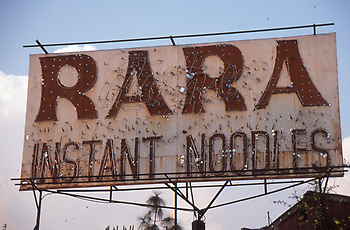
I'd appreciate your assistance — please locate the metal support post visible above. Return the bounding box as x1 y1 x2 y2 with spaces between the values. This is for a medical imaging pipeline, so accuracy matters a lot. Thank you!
109 186 113 203
313 23 317 35
174 183 178 227
169 36 176 45
33 190 43 230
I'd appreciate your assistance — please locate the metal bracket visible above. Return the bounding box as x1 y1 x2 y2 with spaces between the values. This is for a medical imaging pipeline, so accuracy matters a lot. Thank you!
169 36 176 46
35 40 49 54
198 181 229 220
31 182 43 230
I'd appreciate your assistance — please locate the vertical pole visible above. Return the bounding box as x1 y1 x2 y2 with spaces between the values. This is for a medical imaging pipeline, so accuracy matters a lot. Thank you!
318 178 323 193
313 24 317 35
186 182 189 198
169 36 176 46
34 190 43 230
323 176 330 194
175 183 178 227
109 186 113 203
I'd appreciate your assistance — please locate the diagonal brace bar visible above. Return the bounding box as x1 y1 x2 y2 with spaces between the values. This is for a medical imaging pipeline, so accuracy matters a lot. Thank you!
164 175 201 213
198 181 229 220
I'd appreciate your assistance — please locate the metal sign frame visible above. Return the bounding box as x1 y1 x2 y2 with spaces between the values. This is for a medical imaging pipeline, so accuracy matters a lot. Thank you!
14 23 349 230
19 24 343 192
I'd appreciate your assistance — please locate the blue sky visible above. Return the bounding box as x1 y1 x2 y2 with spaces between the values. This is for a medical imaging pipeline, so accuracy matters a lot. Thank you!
0 1 349 230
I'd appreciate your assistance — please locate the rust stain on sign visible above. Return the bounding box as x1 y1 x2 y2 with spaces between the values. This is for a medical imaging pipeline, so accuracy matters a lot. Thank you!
20 33 343 190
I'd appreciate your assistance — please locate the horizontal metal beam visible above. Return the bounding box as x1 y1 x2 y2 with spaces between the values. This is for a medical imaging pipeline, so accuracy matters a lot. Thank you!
44 189 194 212
23 23 334 48
25 178 317 216
13 165 347 184
208 178 316 209
13 169 347 188
51 179 307 193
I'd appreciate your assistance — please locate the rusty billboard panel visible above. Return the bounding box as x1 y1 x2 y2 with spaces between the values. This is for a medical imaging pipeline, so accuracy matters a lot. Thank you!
20 33 343 190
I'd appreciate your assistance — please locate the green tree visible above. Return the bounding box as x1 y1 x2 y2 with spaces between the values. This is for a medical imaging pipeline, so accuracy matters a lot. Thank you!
138 192 182 230
297 188 350 229
273 178 350 230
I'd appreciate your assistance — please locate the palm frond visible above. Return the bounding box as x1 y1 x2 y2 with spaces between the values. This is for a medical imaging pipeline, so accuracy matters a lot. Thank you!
145 224 160 230
161 216 175 229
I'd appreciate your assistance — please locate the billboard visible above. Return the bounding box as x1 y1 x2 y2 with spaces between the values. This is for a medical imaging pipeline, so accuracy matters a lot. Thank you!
20 33 343 190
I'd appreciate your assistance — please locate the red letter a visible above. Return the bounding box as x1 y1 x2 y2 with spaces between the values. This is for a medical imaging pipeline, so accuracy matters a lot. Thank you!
106 51 173 118
256 40 328 109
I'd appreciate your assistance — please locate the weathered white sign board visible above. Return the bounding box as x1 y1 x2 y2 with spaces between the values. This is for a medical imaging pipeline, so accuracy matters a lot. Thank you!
20 33 343 190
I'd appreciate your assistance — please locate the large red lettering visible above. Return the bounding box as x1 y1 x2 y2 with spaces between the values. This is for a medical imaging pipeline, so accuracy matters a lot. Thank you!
291 129 307 169
186 134 206 176
251 131 270 170
208 133 227 174
98 139 117 180
256 40 328 109
106 51 173 118
83 140 102 181
36 54 98 121
31 142 60 183
62 142 79 182
181 45 246 114
229 132 248 172
142 136 162 179
310 128 330 167
120 138 139 180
